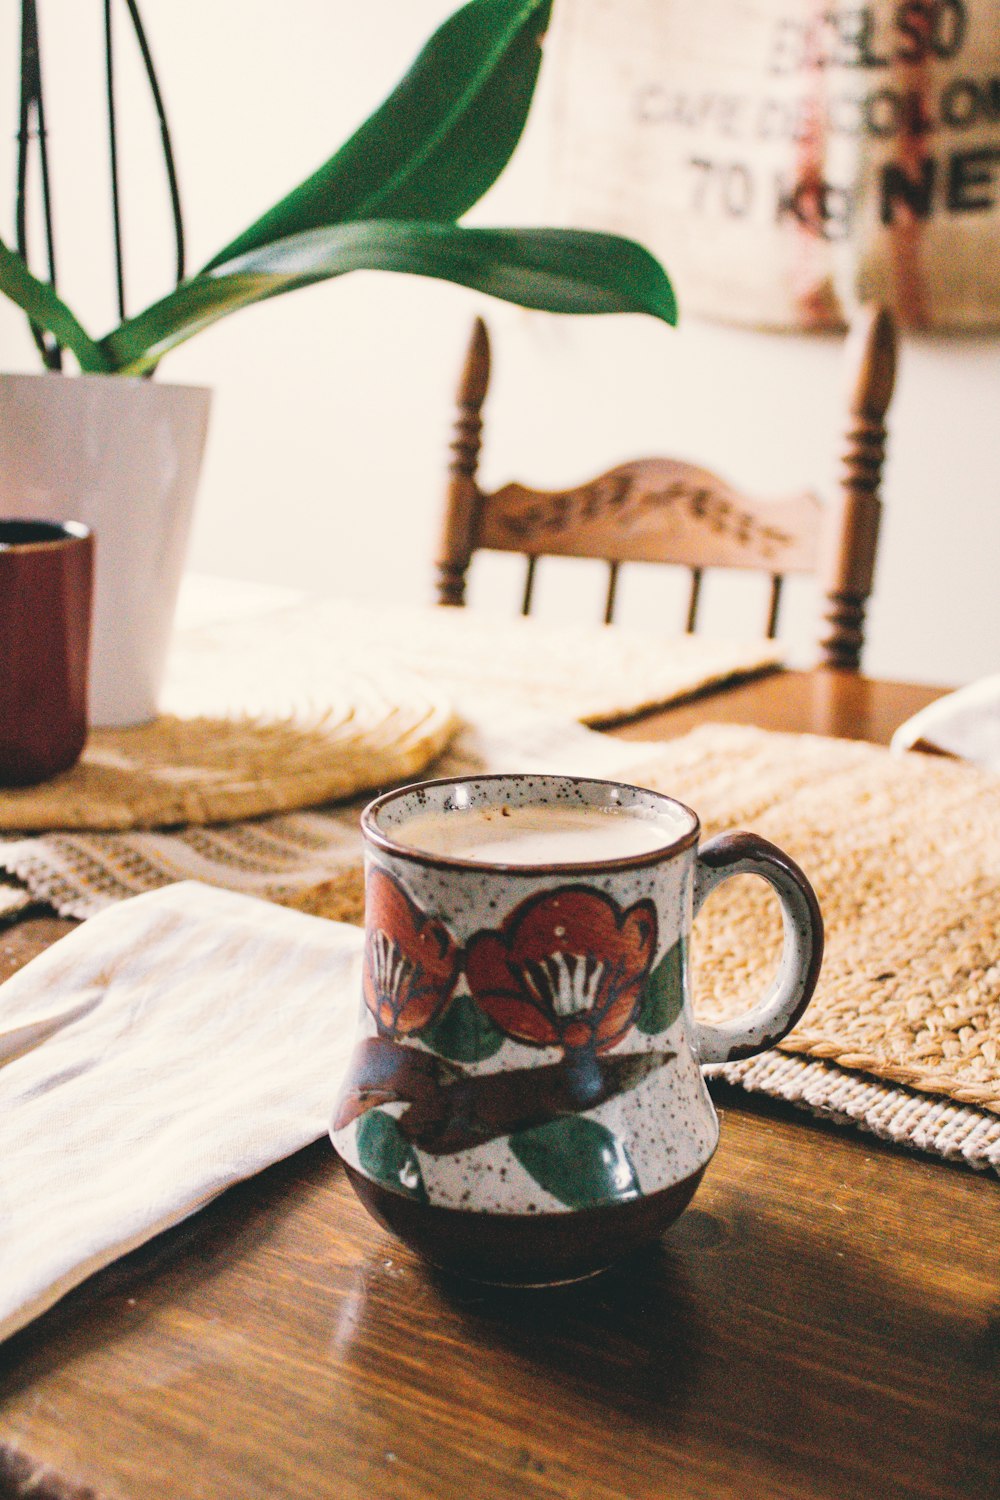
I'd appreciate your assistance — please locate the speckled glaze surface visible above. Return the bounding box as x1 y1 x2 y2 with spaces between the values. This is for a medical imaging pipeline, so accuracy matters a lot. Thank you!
331 774 823 1283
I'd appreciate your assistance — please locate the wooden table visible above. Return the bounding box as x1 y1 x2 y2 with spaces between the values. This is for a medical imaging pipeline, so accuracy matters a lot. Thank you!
1 671 996 1500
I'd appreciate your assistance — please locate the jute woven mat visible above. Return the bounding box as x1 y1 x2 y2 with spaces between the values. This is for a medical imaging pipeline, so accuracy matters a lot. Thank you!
624 726 1000 1114
282 598 784 726
0 630 459 832
0 690 457 833
0 600 780 833
1 717 997 1172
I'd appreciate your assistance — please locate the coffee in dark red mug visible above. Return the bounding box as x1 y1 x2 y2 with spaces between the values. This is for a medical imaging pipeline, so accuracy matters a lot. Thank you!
0 520 93 786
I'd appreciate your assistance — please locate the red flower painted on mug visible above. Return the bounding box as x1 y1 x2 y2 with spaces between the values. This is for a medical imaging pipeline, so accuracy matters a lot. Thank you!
464 886 657 1054
363 867 460 1038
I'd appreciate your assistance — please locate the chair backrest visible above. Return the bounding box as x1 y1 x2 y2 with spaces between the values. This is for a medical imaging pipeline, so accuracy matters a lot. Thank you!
435 306 897 671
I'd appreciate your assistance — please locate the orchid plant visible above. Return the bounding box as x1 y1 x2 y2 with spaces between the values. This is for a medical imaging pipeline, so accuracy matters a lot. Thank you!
1 0 676 378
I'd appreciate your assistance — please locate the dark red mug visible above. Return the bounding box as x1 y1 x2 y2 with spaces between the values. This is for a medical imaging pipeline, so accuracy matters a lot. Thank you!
0 520 94 786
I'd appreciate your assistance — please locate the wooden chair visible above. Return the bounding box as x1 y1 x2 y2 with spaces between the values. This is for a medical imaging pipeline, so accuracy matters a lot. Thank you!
434 306 897 671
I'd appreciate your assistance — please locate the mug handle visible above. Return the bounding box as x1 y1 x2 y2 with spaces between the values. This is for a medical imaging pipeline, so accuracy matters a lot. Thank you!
690 831 824 1066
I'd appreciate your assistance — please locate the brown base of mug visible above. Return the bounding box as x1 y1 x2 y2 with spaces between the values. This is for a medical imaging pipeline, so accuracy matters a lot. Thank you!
0 729 87 788
342 1161 708 1286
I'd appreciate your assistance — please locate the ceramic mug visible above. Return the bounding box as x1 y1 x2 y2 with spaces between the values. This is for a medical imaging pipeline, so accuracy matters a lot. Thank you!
331 773 823 1285
0 520 93 786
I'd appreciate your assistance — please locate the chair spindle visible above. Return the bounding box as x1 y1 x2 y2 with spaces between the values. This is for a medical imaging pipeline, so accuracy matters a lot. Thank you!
604 562 620 625
685 569 703 633
766 575 783 638
521 556 538 615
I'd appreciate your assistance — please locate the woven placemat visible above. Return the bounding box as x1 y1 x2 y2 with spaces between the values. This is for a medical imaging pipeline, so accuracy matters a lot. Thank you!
710 1050 1000 1170
294 597 784 725
626 724 1000 1115
0 598 779 834
0 637 458 835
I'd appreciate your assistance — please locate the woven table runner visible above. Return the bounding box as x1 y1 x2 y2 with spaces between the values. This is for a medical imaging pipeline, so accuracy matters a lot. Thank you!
2 719 997 1174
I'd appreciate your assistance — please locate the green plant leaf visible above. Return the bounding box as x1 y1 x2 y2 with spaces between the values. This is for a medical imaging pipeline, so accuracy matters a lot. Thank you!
637 938 686 1036
355 1110 427 1202
509 1116 641 1209
420 991 506 1063
0 236 111 373
100 222 677 374
202 0 552 272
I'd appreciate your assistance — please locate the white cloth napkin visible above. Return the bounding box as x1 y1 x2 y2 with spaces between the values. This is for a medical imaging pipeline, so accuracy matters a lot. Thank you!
0 881 363 1343
891 674 1000 772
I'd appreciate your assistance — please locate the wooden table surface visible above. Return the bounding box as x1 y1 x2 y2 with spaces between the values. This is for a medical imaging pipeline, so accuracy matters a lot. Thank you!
1 670 997 1500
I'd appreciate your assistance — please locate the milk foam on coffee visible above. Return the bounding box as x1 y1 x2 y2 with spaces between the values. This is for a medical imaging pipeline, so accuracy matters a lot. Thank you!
396 803 679 864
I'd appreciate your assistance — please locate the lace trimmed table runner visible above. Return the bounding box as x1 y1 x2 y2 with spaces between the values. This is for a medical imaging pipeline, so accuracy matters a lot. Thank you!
2 719 998 1174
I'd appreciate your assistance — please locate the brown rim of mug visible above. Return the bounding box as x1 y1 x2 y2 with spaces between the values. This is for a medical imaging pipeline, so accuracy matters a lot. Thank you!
362 772 701 875
0 520 92 553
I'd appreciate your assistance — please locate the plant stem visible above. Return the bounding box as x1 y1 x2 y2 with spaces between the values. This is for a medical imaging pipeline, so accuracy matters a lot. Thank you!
16 0 61 369
124 0 185 287
104 0 126 323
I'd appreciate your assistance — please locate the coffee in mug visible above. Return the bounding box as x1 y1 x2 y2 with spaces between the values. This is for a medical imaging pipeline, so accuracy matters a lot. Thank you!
331 772 823 1286
396 800 683 864
0 520 93 786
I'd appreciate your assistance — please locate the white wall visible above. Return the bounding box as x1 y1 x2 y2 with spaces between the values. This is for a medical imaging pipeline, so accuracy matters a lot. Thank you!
2 1 998 685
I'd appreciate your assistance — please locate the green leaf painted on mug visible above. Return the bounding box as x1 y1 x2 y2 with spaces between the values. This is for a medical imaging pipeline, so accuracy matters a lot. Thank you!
637 938 686 1036
355 1110 427 1202
420 991 506 1062
509 1116 641 1209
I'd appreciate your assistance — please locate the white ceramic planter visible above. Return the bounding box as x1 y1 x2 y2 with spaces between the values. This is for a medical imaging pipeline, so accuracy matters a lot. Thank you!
0 373 211 727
